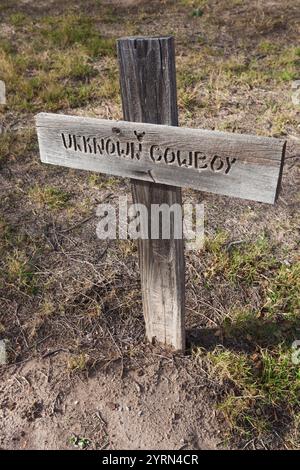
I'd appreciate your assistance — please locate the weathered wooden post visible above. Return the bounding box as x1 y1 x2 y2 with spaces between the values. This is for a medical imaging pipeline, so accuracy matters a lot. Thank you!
117 37 185 350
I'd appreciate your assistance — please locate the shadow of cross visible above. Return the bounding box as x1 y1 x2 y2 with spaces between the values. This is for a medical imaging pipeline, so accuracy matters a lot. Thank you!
36 36 286 351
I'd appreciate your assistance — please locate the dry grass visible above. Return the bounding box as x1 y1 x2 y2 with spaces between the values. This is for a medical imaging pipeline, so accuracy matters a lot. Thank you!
0 0 299 449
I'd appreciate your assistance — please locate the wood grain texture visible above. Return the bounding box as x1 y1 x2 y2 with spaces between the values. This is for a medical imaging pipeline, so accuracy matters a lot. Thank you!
36 104 286 206
117 36 185 350
36 113 286 204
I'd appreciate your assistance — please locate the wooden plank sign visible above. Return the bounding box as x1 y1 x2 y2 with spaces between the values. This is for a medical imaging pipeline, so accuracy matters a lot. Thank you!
36 36 286 351
36 113 285 204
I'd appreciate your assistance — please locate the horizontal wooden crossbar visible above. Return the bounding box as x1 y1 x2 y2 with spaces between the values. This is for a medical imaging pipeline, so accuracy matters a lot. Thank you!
36 112 286 204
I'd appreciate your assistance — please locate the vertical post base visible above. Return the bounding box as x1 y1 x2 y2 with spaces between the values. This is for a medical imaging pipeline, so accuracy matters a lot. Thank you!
118 36 185 351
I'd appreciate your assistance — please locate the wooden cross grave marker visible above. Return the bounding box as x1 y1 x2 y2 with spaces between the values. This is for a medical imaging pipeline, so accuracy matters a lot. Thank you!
36 36 286 351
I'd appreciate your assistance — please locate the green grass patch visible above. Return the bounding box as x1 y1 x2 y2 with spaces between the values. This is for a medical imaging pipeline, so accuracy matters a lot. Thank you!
5 248 37 293
67 353 89 372
39 14 116 58
0 12 117 112
1 44 99 112
40 14 94 48
98 64 120 101
258 40 279 54
28 185 71 210
0 129 37 167
206 346 300 438
177 67 207 114
215 45 300 86
265 263 300 317
9 12 29 27
221 307 299 348
88 173 120 190
0 217 13 256
51 48 96 80
205 234 299 341
204 233 277 285
201 247 300 440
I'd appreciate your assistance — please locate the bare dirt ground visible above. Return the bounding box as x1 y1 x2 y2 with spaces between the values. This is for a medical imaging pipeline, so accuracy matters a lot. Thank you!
0 0 299 450
1 353 222 450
